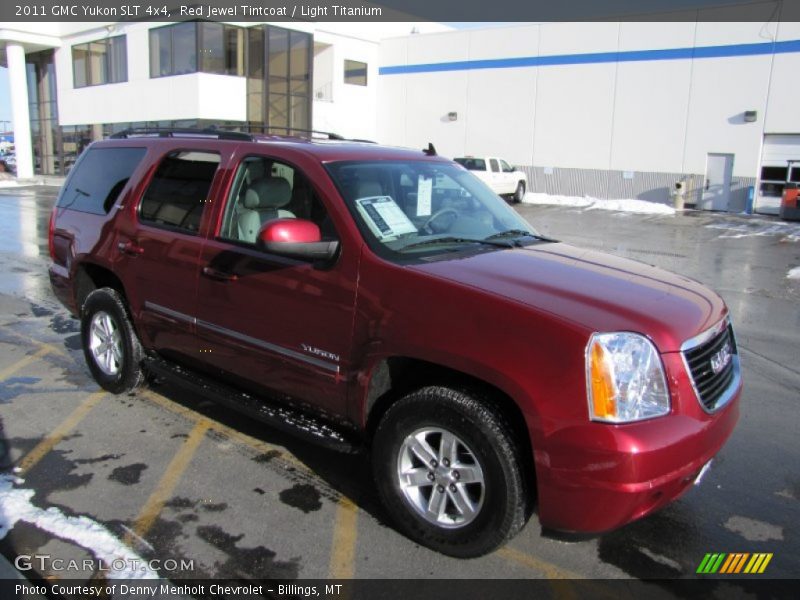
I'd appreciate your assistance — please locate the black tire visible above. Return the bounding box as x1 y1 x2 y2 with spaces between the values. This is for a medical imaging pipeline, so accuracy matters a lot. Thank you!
513 181 526 204
80 287 144 394
372 386 527 557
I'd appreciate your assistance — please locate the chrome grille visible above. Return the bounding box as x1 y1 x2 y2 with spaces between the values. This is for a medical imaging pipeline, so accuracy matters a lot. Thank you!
682 321 740 412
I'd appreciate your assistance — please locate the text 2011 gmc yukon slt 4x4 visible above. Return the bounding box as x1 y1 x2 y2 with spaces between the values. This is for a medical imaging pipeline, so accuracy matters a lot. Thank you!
49 130 740 557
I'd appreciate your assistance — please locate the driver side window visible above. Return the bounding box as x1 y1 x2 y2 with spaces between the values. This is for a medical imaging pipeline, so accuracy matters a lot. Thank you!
219 156 337 244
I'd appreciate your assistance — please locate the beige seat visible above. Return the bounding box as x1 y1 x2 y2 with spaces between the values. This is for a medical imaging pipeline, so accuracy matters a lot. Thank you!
237 177 296 242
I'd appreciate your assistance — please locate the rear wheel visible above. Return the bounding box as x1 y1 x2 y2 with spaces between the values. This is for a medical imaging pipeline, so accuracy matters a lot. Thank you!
372 386 527 557
513 181 526 204
81 288 144 394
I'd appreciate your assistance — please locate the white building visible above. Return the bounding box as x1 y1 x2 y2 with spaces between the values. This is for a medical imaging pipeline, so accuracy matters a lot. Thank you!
2 16 800 214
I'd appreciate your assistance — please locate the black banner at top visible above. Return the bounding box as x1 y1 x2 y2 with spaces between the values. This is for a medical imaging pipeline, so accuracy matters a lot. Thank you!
0 0 797 23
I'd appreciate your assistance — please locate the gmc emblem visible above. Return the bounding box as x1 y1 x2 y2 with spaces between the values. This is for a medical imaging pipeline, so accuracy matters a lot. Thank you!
710 342 732 374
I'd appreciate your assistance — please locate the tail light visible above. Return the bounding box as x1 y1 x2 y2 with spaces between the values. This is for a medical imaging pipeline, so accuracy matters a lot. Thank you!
48 206 57 261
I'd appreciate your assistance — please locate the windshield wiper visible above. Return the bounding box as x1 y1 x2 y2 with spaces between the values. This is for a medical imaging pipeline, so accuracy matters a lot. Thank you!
399 236 514 252
485 229 557 243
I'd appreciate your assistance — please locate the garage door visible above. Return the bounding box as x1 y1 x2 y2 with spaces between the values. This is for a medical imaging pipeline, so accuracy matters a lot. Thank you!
757 134 800 215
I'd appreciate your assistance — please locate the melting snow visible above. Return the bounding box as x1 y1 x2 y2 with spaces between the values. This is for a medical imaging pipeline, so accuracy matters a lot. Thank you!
705 219 800 241
0 474 157 579
788 267 800 280
523 192 676 215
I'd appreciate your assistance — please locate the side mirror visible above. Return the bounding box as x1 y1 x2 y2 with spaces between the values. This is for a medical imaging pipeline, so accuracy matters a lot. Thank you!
257 219 339 262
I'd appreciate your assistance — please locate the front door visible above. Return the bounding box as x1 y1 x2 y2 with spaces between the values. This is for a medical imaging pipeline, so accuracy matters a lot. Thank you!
701 153 734 211
193 155 357 417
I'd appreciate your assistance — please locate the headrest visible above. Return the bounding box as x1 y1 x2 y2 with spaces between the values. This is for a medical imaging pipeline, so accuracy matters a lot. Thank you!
356 180 383 199
244 177 292 209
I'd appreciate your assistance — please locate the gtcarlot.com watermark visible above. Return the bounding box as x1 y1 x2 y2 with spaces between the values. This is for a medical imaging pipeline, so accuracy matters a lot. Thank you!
14 553 194 573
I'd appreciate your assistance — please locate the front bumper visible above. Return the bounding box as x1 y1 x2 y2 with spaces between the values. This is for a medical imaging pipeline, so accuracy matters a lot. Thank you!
534 352 741 533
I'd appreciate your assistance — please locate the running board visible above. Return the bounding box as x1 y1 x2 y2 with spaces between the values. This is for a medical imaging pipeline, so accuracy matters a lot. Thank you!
143 357 360 453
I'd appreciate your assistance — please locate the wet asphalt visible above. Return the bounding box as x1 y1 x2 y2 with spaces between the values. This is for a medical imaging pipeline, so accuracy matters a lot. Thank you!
0 186 797 590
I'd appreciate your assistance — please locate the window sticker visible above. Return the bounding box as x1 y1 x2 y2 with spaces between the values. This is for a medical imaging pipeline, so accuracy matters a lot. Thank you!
356 196 418 240
417 175 433 217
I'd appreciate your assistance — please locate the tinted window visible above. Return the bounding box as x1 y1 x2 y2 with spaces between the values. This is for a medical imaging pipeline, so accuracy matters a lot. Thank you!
58 147 145 214
139 151 220 234
760 166 787 181
72 35 127 88
489 159 500 173
344 59 367 86
149 23 197 77
454 158 486 171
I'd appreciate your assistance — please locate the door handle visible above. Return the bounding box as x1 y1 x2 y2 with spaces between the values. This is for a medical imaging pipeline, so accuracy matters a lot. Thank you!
202 266 238 282
117 241 144 256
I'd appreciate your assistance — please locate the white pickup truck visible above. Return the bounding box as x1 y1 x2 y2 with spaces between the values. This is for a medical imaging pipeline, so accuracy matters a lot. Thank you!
453 156 527 203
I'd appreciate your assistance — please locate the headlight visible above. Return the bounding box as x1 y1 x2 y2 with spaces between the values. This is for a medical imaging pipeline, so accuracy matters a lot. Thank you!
586 332 670 423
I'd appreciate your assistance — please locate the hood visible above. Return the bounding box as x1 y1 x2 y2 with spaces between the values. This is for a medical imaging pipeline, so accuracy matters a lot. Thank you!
411 243 727 352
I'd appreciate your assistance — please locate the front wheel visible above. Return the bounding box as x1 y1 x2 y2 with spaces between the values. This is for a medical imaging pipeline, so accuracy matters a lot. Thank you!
372 386 527 557
513 181 526 204
81 287 145 394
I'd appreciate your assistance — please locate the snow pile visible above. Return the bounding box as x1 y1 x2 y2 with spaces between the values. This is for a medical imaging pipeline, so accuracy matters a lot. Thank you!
523 192 676 215
0 474 158 579
788 267 800 280
0 180 20 189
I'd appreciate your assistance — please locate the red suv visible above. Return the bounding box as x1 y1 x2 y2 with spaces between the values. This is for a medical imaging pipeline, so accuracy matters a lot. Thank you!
48 130 740 557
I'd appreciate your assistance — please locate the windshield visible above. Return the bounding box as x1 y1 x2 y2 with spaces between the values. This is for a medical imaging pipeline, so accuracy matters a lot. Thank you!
326 160 544 260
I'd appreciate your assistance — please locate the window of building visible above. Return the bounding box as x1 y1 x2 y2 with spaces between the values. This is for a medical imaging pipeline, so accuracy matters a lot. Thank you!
139 151 220 234
72 36 127 88
344 60 367 86
150 23 244 78
199 22 244 76
149 23 198 77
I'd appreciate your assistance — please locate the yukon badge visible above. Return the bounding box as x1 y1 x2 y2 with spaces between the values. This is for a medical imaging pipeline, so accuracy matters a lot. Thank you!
301 344 340 363
710 341 732 375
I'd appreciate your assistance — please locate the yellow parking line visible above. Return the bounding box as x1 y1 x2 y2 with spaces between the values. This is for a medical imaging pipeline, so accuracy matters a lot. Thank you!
328 496 358 579
125 419 210 543
16 391 106 475
0 346 51 381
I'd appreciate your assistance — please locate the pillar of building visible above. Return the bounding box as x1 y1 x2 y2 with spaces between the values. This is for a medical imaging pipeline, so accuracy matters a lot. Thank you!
6 43 34 179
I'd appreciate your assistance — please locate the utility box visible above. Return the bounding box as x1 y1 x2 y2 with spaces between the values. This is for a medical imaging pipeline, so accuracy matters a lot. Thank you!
779 183 800 221
671 181 687 211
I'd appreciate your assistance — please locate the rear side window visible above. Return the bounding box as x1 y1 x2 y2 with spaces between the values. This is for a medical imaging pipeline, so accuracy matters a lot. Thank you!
454 158 486 171
139 150 220 234
489 159 500 173
57 147 145 214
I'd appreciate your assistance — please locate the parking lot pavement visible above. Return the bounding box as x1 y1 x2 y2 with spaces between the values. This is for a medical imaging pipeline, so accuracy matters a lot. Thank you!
0 187 797 589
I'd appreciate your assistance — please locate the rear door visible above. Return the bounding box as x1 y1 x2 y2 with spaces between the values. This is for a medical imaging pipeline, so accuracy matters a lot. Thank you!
116 147 224 363
192 153 358 417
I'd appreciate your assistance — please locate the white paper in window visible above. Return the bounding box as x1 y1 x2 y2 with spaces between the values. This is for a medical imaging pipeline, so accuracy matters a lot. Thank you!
417 175 433 217
356 196 418 240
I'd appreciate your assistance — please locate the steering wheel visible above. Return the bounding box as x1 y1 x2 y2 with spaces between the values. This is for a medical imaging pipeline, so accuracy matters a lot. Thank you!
422 208 459 234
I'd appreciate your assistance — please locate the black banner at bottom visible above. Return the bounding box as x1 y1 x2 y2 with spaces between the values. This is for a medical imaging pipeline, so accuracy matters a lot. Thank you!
1 578 796 600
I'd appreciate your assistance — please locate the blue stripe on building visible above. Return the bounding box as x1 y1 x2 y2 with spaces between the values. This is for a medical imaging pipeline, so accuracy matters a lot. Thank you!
379 39 800 76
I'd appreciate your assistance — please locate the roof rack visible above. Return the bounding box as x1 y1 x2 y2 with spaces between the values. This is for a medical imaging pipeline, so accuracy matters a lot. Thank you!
108 126 373 144
110 128 254 141
241 126 346 141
